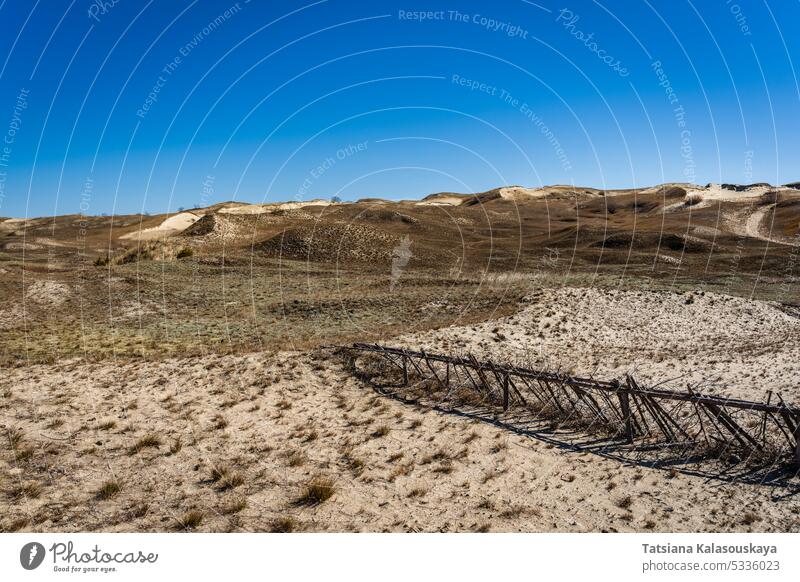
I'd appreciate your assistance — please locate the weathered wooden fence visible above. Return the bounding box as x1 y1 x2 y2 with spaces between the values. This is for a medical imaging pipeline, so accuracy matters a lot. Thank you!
343 343 800 470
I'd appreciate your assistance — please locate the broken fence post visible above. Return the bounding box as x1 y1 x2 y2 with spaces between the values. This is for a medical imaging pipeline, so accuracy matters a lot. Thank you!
619 379 634 443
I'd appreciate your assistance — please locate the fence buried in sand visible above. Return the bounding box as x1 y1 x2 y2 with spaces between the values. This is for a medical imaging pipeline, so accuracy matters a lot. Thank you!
341 343 800 472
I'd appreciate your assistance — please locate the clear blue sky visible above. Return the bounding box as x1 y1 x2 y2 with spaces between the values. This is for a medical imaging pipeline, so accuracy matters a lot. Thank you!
0 0 798 217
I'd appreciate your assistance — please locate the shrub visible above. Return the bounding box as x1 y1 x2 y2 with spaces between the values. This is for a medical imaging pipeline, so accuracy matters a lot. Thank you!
176 247 193 259
94 255 109 267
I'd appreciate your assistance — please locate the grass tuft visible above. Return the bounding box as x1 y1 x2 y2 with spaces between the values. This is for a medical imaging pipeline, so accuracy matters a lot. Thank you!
269 516 298 533
169 437 183 455
8 482 42 500
7 427 24 449
128 434 161 455
286 450 307 467
372 425 390 438
615 495 633 510
175 510 203 530
96 479 122 500
221 498 247 515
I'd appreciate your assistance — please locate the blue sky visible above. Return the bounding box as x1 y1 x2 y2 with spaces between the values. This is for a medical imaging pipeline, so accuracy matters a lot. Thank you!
0 0 798 217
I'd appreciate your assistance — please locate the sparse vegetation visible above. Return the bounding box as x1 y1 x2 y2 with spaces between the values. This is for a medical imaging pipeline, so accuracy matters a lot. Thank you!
295 477 335 506
175 510 203 530
616 495 633 510
221 498 247 515
7 482 42 500
169 437 183 455
684 193 704 206
210 465 244 491
96 479 122 500
1 517 30 532
270 517 298 533
286 450 307 467
3 182 800 535
128 434 161 455
7 427 24 449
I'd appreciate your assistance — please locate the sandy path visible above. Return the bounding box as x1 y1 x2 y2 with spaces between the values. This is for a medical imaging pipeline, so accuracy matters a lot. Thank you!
744 204 797 246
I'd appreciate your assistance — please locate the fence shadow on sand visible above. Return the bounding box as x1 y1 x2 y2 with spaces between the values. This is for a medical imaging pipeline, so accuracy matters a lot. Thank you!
340 343 800 495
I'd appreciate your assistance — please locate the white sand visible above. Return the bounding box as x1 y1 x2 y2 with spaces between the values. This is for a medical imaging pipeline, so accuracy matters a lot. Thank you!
120 212 200 240
397 287 800 402
217 200 332 215
2 345 798 533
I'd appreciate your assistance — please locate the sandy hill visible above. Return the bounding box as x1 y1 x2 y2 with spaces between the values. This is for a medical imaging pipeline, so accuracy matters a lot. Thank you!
2 182 798 272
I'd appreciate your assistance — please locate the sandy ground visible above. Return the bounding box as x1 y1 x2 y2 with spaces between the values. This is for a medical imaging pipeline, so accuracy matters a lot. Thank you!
217 200 332 215
119 212 200 240
2 286 799 533
397 287 800 402
685 183 771 207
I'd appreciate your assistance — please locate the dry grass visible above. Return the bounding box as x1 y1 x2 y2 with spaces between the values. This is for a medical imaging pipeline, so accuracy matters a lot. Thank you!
214 468 244 491
286 450 307 467
372 425 390 438
270 516 298 533
128 434 161 455
7 482 42 500
616 495 633 510
221 498 247 515
1 517 30 532
96 479 122 500
46 418 65 429
742 512 760 526
175 510 204 530
169 437 183 455
7 427 24 449
295 477 336 506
